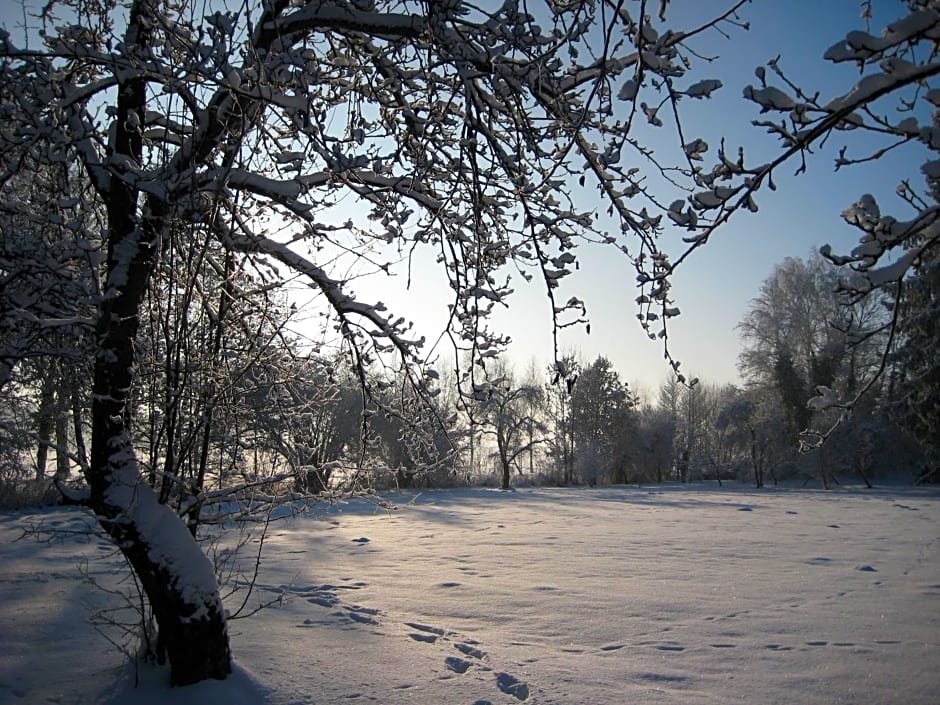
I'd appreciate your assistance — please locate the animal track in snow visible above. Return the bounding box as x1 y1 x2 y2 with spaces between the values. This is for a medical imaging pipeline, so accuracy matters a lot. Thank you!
395 620 532 702
635 672 691 683
306 595 337 607
893 503 918 511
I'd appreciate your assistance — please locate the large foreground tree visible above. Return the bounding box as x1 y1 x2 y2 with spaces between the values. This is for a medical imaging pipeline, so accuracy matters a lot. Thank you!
0 0 763 683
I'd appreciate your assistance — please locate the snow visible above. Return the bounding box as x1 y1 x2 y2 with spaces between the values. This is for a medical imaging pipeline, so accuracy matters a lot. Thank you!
1 483 938 704
617 79 638 101
742 84 796 112
103 461 223 616
807 385 840 411
684 79 722 99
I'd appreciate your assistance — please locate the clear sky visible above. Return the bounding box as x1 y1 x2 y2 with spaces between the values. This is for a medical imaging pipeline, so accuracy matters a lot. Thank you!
1 0 919 397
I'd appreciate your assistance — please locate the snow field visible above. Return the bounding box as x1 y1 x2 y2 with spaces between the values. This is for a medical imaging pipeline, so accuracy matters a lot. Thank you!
0 483 937 704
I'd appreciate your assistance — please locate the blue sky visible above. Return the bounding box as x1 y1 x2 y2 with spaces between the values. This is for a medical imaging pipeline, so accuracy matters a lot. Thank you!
1 1 920 396
370 0 920 396
486 0 921 396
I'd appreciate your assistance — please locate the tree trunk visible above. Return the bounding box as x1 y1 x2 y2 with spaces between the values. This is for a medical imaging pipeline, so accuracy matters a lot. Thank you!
88 232 234 683
71 388 88 470
86 170 232 686
498 434 511 490
90 447 232 685
35 373 55 480
818 447 831 490
54 391 70 481
78 0 234 678
749 430 763 488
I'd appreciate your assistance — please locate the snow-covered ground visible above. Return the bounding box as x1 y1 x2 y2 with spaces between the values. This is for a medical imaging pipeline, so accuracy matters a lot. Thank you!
1 483 938 705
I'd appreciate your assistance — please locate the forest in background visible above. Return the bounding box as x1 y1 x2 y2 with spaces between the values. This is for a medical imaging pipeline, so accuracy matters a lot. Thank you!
3 242 936 505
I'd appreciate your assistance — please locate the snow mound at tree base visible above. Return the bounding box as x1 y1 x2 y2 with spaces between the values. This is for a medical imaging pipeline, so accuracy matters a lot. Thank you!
100 659 269 705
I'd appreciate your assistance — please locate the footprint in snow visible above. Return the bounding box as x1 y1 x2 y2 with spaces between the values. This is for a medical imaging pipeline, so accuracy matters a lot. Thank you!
344 610 379 625
893 503 918 511
454 642 487 660
298 581 367 593
805 557 834 566
406 622 447 636
496 672 530 701
326 604 380 626
307 595 338 607
405 622 445 644
394 617 532 703
444 656 471 674
408 632 438 643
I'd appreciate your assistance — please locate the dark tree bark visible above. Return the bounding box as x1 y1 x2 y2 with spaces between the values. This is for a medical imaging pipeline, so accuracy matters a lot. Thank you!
498 433 512 491
53 393 70 481
71 388 88 471
35 373 55 480
79 1 233 684
87 200 233 684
